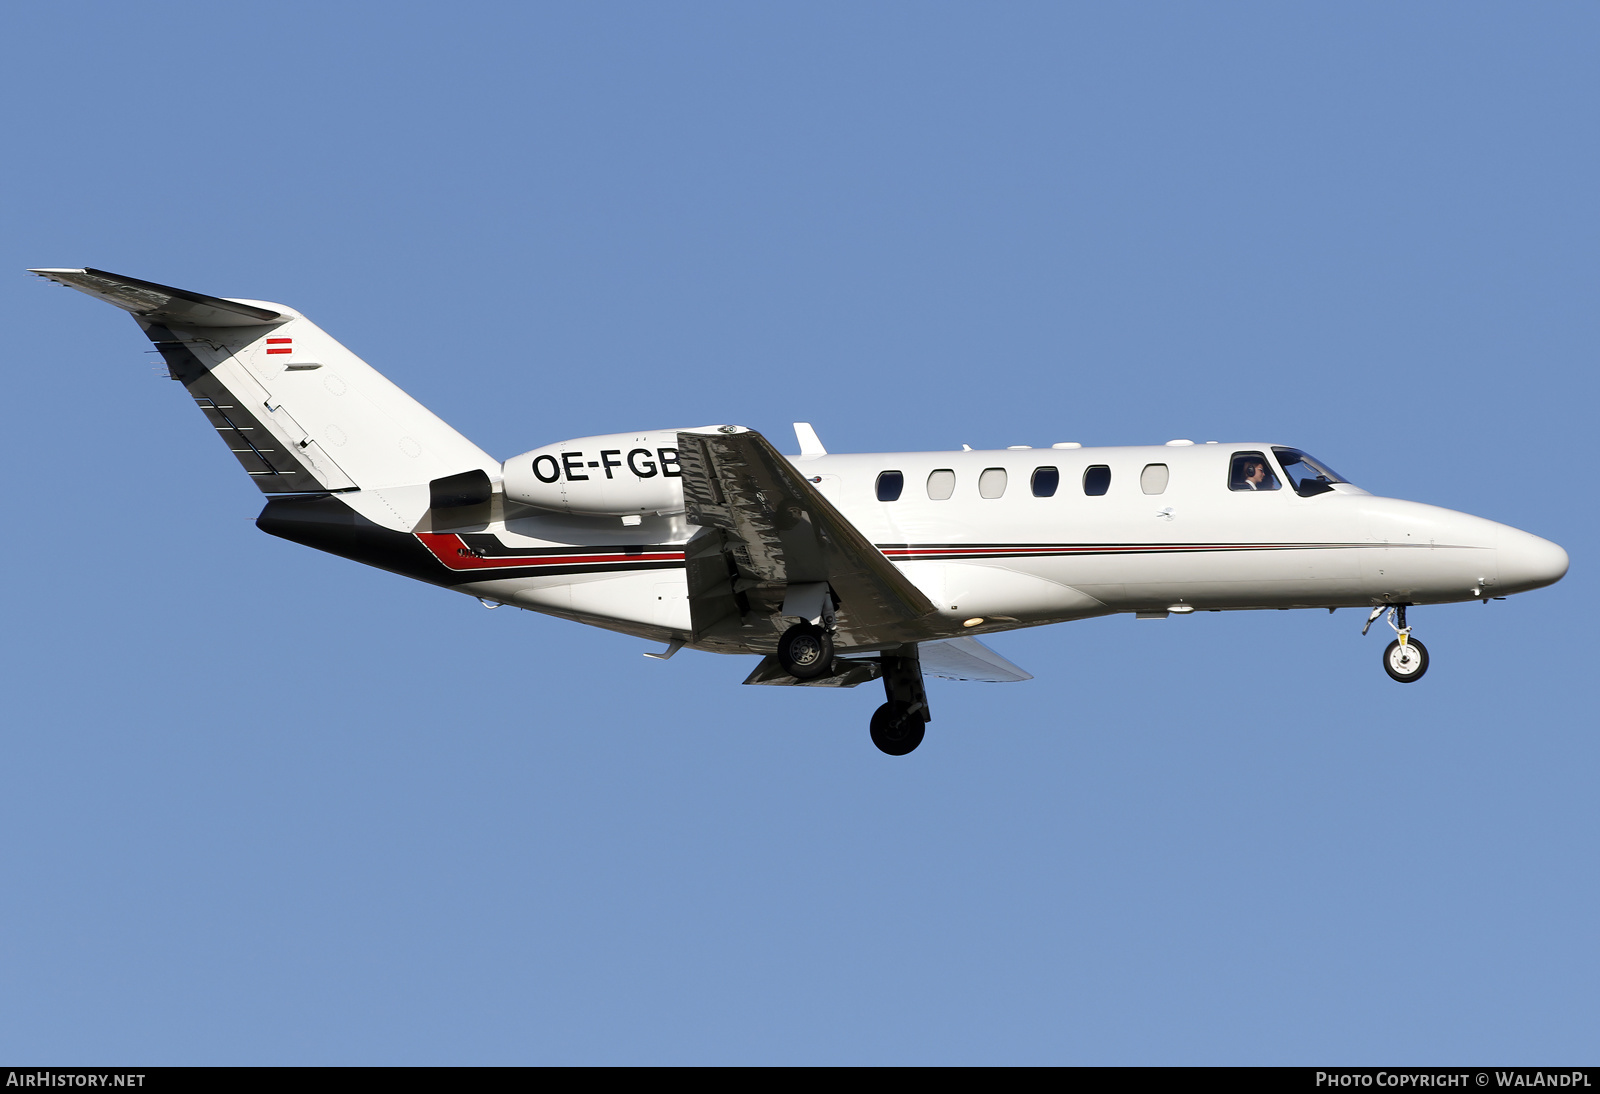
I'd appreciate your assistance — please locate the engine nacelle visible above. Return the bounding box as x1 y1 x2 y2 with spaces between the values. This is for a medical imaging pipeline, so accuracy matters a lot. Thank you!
502 429 709 517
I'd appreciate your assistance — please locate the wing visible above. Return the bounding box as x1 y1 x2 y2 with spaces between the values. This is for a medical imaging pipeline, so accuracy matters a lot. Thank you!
676 427 938 651
918 636 1033 682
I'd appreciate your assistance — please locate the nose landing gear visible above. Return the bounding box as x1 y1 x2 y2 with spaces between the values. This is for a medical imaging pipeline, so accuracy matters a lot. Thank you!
1364 604 1429 683
1383 636 1429 682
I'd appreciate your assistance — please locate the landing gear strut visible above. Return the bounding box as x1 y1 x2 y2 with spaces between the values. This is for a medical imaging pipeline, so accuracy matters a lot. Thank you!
1364 604 1429 683
870 646 930 755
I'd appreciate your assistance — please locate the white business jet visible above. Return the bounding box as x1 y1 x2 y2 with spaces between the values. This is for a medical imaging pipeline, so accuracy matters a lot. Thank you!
33 269 1569 755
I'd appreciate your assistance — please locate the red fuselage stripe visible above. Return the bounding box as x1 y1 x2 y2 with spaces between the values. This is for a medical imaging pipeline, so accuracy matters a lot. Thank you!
415 532 685 572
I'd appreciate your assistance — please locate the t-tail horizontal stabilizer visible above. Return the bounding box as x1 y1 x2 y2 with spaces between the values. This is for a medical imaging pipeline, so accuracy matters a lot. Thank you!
30 268 282 326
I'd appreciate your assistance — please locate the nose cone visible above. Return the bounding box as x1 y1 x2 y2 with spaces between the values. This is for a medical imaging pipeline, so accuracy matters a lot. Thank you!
1498 527 1569 594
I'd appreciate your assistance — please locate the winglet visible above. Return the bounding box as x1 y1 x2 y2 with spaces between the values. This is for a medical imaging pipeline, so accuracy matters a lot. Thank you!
793 422 827 457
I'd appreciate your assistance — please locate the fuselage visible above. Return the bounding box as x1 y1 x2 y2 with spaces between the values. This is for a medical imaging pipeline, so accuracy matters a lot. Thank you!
354 439 1567 652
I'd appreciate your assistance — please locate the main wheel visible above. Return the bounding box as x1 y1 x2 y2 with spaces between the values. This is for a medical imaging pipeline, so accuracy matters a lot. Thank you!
1383 637 1429 683
870 703 926 756
777 622 833 680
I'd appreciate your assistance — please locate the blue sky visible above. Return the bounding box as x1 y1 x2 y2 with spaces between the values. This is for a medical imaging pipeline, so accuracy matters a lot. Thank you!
2 1 1594 1064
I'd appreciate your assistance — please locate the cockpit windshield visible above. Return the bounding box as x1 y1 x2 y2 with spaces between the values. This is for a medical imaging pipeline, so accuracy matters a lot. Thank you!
1272 447 1348 497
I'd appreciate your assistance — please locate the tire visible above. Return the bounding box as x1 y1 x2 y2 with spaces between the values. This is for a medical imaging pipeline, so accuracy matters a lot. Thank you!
1383 637 1429 683
777 622 833 680
870 703 926 756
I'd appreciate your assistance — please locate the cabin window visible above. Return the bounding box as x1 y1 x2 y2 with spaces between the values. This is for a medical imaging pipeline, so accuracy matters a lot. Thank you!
876 471 904 501
1140 463 1169 495
979 468 1007 499
926 469 955 500
1229 452 1280 491
1083 465 1111 496
1273 447 1346 497
1031 466 1059 497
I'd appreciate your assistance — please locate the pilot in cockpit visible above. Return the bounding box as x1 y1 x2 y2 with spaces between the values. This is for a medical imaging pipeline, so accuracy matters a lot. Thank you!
1233 456 1280 491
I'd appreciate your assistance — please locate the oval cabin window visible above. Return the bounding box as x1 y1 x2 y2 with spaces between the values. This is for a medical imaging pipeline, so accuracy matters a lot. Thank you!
1031 466 1060 497
876 471 904 501
1083 465 1111 496
1140 463 1169 495
979 468 1008 499
926 469 955 500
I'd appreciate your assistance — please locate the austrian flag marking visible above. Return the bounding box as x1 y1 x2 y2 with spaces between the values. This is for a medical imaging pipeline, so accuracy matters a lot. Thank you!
265 337 292 355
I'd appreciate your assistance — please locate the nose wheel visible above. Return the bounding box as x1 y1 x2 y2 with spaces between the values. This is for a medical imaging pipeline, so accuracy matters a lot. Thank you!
1383 636 1429 682
1364 604 1430 683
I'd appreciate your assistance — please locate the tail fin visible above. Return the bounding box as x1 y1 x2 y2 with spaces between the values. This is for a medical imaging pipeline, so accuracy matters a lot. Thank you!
33 268 498 530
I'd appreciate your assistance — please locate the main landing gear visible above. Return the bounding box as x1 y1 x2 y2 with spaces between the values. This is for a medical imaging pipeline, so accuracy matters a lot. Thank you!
776 621 834 680
774 624 932 755
1363 604 1429 683
870 647 930 756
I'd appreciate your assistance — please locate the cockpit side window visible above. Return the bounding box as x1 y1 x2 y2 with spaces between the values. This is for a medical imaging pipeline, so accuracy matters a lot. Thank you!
1229 452 1280 492
1272 447 1347 497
